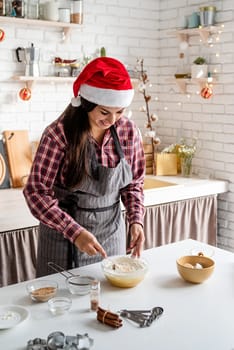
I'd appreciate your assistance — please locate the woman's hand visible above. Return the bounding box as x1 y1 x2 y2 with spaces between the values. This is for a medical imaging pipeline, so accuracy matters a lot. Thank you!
127 223 145 257
74 229 107 258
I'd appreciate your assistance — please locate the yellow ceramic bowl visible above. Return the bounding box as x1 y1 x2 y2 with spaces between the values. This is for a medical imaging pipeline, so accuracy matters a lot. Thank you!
176 254 215 284
101 255 148 288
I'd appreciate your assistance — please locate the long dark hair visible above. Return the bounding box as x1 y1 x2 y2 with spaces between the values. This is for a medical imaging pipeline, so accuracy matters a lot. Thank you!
63 97 97 188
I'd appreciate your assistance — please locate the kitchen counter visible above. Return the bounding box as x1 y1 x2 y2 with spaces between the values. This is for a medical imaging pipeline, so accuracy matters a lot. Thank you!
0 239 233 350
0 175 228 232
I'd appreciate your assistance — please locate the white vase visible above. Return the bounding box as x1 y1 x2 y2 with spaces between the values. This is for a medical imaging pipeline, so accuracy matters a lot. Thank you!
191 64 208 79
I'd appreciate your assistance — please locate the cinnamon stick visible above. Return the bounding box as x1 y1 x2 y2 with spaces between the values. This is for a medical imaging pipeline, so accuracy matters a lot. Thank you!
97 306 122 328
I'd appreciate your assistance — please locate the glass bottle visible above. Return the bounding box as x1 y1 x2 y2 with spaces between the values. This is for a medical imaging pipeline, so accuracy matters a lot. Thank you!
0 1 6 16
10 1 25 17
90 280 100 311
175 52 190 79
26 0 39 19
70 0 83 24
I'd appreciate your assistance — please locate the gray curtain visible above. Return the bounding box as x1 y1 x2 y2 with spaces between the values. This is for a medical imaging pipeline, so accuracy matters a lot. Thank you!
142 195 217 249
0 226 38 287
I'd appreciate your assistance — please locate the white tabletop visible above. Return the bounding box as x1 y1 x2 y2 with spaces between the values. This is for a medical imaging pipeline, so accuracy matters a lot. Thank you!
0 239 233 350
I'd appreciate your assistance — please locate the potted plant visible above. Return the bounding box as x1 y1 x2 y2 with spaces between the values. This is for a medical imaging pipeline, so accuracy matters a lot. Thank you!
191 56 208 79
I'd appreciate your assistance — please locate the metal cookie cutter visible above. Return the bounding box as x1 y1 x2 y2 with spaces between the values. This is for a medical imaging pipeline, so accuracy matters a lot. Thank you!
27 332 94 350
27 338 47 350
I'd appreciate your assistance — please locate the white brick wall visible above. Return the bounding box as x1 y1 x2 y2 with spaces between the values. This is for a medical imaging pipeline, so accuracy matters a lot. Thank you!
157 0 234 252
0 0 233 251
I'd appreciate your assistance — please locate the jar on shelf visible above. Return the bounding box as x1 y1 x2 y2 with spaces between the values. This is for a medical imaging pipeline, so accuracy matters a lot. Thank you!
0 0 6 16
54 63 71 77
174 52 190 79
10 1 25 17
70 0 83 24
26 0 39 19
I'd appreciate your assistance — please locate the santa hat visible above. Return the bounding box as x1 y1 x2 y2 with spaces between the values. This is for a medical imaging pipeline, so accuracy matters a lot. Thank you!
71 57 134 108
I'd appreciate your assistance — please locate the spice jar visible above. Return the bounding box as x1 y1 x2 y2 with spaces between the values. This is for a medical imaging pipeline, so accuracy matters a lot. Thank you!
0 0 6 16
90 280 100 311
26 0 39 19
70 0 83 24
10 1 25 17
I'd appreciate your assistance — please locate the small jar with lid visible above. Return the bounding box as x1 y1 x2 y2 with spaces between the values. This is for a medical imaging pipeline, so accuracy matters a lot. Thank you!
70 0 83 24
10 1 25 17
26 0 39 19
90 280 100 311
0 1 6 16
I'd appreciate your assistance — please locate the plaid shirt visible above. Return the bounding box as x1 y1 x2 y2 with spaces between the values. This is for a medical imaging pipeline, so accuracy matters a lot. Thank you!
23 114 145 243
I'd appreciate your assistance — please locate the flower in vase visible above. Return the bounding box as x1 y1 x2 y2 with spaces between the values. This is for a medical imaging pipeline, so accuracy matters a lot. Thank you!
177 137 197 159
177 138 197 177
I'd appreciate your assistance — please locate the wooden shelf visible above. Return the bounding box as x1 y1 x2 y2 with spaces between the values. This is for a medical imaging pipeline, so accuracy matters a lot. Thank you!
168 25 222 42
12 76 139 90
167 77 216 94
12 76 76 89
0 16 82 40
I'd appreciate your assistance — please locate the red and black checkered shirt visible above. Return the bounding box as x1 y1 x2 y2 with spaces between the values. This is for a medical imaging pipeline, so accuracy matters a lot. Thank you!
23 115 145 243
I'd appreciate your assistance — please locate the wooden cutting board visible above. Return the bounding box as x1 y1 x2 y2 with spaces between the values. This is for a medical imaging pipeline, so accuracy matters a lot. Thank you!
3 130 32 188
0 139 11 188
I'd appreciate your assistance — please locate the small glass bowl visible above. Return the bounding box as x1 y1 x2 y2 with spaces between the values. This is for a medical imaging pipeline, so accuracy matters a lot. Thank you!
48 297 72 315
66 275 95 295
26 280 58 302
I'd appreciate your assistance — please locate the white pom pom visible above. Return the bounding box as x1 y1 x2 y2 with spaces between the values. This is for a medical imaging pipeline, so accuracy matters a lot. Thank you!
71 96 81 107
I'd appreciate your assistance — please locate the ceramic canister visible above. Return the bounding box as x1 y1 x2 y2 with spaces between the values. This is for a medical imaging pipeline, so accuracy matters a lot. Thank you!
200 6 216 26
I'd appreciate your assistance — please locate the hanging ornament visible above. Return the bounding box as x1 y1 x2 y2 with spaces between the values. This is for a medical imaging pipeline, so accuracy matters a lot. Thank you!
200 85 213 99
19 87 32 101
0 29 5 42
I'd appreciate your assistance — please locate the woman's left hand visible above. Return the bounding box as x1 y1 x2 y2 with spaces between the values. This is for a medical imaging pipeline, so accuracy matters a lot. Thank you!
127 223 145 257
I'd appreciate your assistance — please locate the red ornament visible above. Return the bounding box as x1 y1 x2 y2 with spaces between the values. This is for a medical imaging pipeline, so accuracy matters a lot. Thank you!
0 29 5 42
200 86 213 99
19 87 32 101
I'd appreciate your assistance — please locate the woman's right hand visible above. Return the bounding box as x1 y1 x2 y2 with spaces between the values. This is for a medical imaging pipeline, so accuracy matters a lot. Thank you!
74 229 107 258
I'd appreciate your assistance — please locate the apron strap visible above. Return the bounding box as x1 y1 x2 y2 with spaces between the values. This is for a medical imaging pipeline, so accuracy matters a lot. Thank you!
110 125 124 159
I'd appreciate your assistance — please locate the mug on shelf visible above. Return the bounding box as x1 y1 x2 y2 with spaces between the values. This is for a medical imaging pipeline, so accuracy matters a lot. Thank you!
188 12 200 28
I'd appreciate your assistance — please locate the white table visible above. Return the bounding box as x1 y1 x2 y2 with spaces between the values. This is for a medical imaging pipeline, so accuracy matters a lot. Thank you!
0 239 233 350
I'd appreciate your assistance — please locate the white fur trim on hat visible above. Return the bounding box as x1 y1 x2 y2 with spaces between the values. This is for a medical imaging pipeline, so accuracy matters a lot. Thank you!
71 96 81 107
80 84 134 107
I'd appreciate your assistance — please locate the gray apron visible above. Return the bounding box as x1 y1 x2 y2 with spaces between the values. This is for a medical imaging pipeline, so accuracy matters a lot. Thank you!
36 126 133 277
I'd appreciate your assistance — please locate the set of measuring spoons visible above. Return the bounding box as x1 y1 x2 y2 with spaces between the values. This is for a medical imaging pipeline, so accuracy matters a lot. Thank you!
119 306 163 328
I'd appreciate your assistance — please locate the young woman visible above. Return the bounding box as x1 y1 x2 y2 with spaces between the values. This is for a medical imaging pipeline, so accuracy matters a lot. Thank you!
23 57 146 277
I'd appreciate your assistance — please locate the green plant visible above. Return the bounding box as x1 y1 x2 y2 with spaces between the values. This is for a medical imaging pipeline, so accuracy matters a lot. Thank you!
193 56 207 65
100 47 106 57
